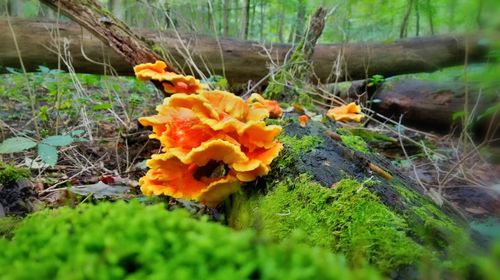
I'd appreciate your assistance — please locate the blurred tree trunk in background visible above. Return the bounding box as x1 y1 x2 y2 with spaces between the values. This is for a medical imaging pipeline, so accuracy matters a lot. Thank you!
108 0 125 21
259 0 265 41
277 3 285 43
7 0 23 16
425 0 434 35
476 0 484 28
223 0 230 36
250 0 256 39
414 0 420 36
447 0 456 32
288 0 306 44
400 0 413 38
241 0 250 39
207 2 214 33
233 0 239 36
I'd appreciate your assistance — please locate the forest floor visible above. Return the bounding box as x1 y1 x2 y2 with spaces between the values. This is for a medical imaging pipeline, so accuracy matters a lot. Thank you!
0 67 498 234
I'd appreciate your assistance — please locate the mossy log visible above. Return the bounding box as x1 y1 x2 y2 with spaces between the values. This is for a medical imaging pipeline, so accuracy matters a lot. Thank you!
370 79 499 136
227 113 488 277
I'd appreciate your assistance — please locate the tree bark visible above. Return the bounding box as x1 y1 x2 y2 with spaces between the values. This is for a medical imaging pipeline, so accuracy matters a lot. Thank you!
370 79 499 132
241 0 250 40
223 0 231 36
400 0 414 38
0 18 492 84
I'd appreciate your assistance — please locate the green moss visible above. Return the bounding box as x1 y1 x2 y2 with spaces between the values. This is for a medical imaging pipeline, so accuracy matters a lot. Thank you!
391 182 471 251
227 190 262 231
0 163 30 186
232 174 424 273
344 128 397 144
390 182 480 276
274 134 322 171
340 135 370 154
0 201 380 279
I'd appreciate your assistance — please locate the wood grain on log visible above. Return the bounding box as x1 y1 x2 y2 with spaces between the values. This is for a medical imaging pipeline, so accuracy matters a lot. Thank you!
0 18 491 84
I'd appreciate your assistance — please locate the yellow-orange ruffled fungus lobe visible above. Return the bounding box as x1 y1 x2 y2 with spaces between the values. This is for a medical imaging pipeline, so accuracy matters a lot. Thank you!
136 61 283 207
326 102 364 122
134 60 201 94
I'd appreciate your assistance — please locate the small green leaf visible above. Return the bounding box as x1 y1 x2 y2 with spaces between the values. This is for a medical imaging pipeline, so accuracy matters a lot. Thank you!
38 144 58 167
452 111 465 122
0 137 37 154
41 135 73 147
92 103 113 111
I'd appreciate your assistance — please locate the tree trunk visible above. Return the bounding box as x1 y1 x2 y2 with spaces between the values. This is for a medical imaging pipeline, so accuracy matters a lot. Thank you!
241 0 250 40
426 0 434 35
0 18 491 85
108 0 126 21
400 0 414 38
223 0 231 36
415 0 420 36
259 0 264 41
277 7 285 43
293 0 307 43
7 0 24 17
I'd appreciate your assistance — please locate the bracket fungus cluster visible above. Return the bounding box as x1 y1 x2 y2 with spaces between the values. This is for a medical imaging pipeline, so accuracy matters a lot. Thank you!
134 61 283 206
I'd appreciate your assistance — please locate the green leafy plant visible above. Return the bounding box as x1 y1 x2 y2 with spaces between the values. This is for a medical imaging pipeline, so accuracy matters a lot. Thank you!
367 75 385 87
0 134 77 167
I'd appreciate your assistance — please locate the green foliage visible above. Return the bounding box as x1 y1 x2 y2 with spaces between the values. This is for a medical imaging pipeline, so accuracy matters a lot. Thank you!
0 163 30 186
207 75 229 90
0 134 75 167
367 75 385 87
0 201 381 279
0 137 37 154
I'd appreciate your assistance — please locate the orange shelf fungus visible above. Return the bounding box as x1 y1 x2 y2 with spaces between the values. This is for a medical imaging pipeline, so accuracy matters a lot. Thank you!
247 93 283 118
136 61 283 206
134 60 201 95
326 102 365 122
298 114 309 127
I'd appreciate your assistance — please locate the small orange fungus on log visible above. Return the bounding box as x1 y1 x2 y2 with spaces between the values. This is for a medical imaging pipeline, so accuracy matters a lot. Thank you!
326 102 364 122
134 60 201 94
298 115 309 127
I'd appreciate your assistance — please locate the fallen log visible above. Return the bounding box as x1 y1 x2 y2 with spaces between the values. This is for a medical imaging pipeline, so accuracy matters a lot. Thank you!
0 17 491 84
369 79 499 135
